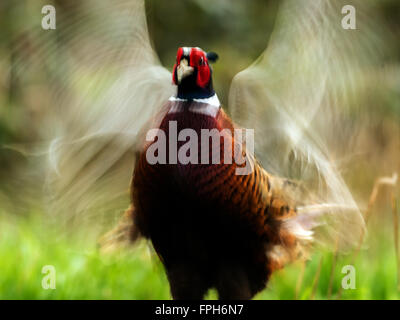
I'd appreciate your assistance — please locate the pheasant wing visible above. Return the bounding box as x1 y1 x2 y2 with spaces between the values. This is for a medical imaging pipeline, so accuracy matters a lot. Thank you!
228 0 392 250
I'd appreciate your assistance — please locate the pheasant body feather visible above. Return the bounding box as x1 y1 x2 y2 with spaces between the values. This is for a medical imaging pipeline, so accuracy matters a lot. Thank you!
132 98 305 299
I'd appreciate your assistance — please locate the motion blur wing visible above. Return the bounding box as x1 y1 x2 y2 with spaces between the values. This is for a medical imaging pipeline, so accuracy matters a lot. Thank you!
13 0 175 229
228 0 392 250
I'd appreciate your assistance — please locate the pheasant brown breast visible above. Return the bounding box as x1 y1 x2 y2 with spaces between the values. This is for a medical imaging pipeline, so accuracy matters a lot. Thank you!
132 98 301 299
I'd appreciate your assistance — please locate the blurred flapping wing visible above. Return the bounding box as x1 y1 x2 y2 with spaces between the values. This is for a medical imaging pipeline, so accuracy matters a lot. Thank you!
38 0 174 229
228 0 391 250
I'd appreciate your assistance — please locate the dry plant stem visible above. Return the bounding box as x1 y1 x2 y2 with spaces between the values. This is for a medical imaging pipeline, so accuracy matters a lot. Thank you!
336 173 397 299
295 260 306 300
347 174 385 262
310 257 323 300
391 193 400 290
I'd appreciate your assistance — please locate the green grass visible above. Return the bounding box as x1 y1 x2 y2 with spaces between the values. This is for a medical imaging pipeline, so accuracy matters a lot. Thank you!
0 213 398 300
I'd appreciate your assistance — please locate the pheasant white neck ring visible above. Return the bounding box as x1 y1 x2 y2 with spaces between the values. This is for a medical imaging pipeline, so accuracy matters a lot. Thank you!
168 94 221 117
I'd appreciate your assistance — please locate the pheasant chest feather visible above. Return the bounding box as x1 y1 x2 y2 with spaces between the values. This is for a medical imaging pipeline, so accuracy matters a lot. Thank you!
133 99 296 244
132 99 303 298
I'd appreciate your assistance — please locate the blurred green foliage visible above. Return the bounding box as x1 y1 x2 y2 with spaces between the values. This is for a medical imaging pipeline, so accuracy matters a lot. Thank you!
0 213 398 299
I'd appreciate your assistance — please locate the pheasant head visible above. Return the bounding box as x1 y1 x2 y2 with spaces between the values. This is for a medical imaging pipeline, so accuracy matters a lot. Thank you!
172 47 218 100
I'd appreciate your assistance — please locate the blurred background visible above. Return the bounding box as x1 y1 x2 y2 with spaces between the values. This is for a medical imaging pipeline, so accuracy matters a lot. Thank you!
0 0 399 299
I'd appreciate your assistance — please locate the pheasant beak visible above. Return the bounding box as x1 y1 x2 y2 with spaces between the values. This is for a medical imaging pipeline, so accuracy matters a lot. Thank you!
176 58 194 84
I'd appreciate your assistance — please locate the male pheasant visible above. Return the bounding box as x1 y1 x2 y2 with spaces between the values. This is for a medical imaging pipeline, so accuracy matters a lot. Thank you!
42 0 372 301
111 47 314 300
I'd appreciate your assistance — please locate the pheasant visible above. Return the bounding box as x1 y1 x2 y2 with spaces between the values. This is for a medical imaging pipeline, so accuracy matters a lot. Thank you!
103 47 318 299
44 0 374 300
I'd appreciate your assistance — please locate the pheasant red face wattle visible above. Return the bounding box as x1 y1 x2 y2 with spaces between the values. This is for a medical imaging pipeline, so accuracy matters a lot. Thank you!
172 47 211 88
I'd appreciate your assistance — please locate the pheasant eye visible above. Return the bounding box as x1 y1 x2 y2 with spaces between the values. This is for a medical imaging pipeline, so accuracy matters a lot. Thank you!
199 57 204 66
